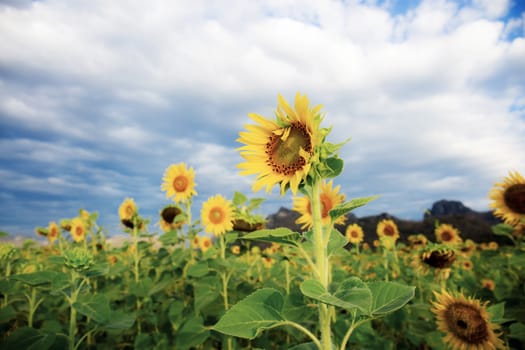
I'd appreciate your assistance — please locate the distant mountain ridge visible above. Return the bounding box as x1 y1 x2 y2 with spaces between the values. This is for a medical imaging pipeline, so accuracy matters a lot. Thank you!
265 199 505 244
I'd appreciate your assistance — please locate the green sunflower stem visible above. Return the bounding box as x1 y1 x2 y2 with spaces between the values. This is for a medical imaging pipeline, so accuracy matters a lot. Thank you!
310 181 332 350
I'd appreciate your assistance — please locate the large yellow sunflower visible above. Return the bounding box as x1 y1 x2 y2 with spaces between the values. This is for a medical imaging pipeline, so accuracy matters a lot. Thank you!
118 198 137 222
237 93 323 195
292 179 346 230
345 223 364 244
70 217 86 243
201 195 234 236
431 290 505 350
161 163 197 203
435 223 462 245
489 170 525 226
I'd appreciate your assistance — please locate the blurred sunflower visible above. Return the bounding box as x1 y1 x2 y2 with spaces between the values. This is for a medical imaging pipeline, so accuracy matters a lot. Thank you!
237 93 323 195
119 198 137 222
346 223 364 244
407 234 428 249
435 224 462 245
376 219 399 249
481 279 496 291
161 163 197 203
70 217 86 243
159 204 185 232
201 195 234 236
47 221 60 244
231 245 241 255
191 236 200 249
292 179 346 230
431 290 505 350
489 170 525 226
262 256 275 269
198 236 212 252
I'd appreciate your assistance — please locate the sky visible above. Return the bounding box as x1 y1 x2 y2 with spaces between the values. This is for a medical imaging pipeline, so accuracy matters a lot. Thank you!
1 0 524 238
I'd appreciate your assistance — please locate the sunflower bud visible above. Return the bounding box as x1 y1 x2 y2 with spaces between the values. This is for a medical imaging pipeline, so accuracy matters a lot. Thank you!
63 248 94 272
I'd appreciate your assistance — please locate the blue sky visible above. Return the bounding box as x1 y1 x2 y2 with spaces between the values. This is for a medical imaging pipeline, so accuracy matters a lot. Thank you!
1 0 524 238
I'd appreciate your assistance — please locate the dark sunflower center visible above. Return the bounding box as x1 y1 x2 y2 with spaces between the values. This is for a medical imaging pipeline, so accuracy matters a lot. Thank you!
351 230 359 238
423 250 456 268
75 226 83 237
266 122 312 176
173 175 188 192
209 207 225 224
445 302 489 344
162 206 182 223
383 225 395 236
504 184 525 214
441 230 453 242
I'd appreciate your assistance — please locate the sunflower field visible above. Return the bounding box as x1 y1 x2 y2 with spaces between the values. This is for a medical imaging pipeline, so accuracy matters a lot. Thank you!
1 94 524 350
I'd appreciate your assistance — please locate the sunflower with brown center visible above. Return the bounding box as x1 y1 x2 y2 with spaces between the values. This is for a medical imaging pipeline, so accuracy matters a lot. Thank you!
161 163 197 203
431 290 505 350
237 93 323 195
201 195 234 236
435 223 462 245
293 180 346 230
159 205 185 232
70 217 86 243
489 170 525 226
198 236 212 252
376 219 400 249
346 223 364 244
47 221 60 244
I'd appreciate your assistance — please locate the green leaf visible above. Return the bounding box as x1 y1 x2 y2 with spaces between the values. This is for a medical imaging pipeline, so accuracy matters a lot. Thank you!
224 231 239 244
327 229 348 257
101 310 135 330
233 191 248 206
487 302 513 324
333 277 373 313
73 294 111 324
10 271 59 286
175 316 211 350
213 288 285 339
318 157 344 178
367 281 415 316
187 261 210 278
509 322 525 341
247 198 265 211
2 327 55 350
329 196 380 221
168 300 185 327
300 279 371 313
288 343 318 350
242 228 302 247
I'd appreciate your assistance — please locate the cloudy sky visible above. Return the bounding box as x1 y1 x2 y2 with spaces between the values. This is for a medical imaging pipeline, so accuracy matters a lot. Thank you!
1 0 524 238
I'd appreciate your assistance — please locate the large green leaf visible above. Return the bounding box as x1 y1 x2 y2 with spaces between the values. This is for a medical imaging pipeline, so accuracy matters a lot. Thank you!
367 281 415 316
242 228 302 247
300 279 371 313
213 288 285 339
329 196 379 221
101 310 135 330
1 327 55 350
10 271 65 287
327 229 348 257
73 294 111 324
187 261 209 278
175 316 211 350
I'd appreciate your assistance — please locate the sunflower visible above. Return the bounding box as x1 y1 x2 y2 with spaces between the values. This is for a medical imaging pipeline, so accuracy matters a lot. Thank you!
376 219 400 240
161 163 197 203
489 170 525 226
481 279 496 291
191 236 200 249
159 204 185 232
346 223 364 244
231 245 241 255
47 221 60 243
119 198 137 222
201 195 234 236
70 217 86 243
435 224 462 245
262 256 275 269
407 234 428 249
198 236 212 252
431 290 505 350
293 180 346 230
237 93 323 195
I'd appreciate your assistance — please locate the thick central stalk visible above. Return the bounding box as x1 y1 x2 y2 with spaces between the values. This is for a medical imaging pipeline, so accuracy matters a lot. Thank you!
310 181 332 350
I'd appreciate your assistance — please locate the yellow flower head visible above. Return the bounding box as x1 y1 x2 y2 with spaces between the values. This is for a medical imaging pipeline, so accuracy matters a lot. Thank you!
161 163 197 203
191 235 200 249
489 170 525 226
435 223 462 245
262 256 275 269
293 180 346 230
201 195 234 236
119 198 137 222
376 219 400 243
431 290 505 350
70 217 86 243
47 221 60 243
481 279 496 291
237 93 323 195
346 223 364 244
198 236 212 252
231 245 241 255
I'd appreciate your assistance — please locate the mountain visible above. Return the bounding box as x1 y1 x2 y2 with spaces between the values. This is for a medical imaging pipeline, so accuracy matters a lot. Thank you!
265 199 505 244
